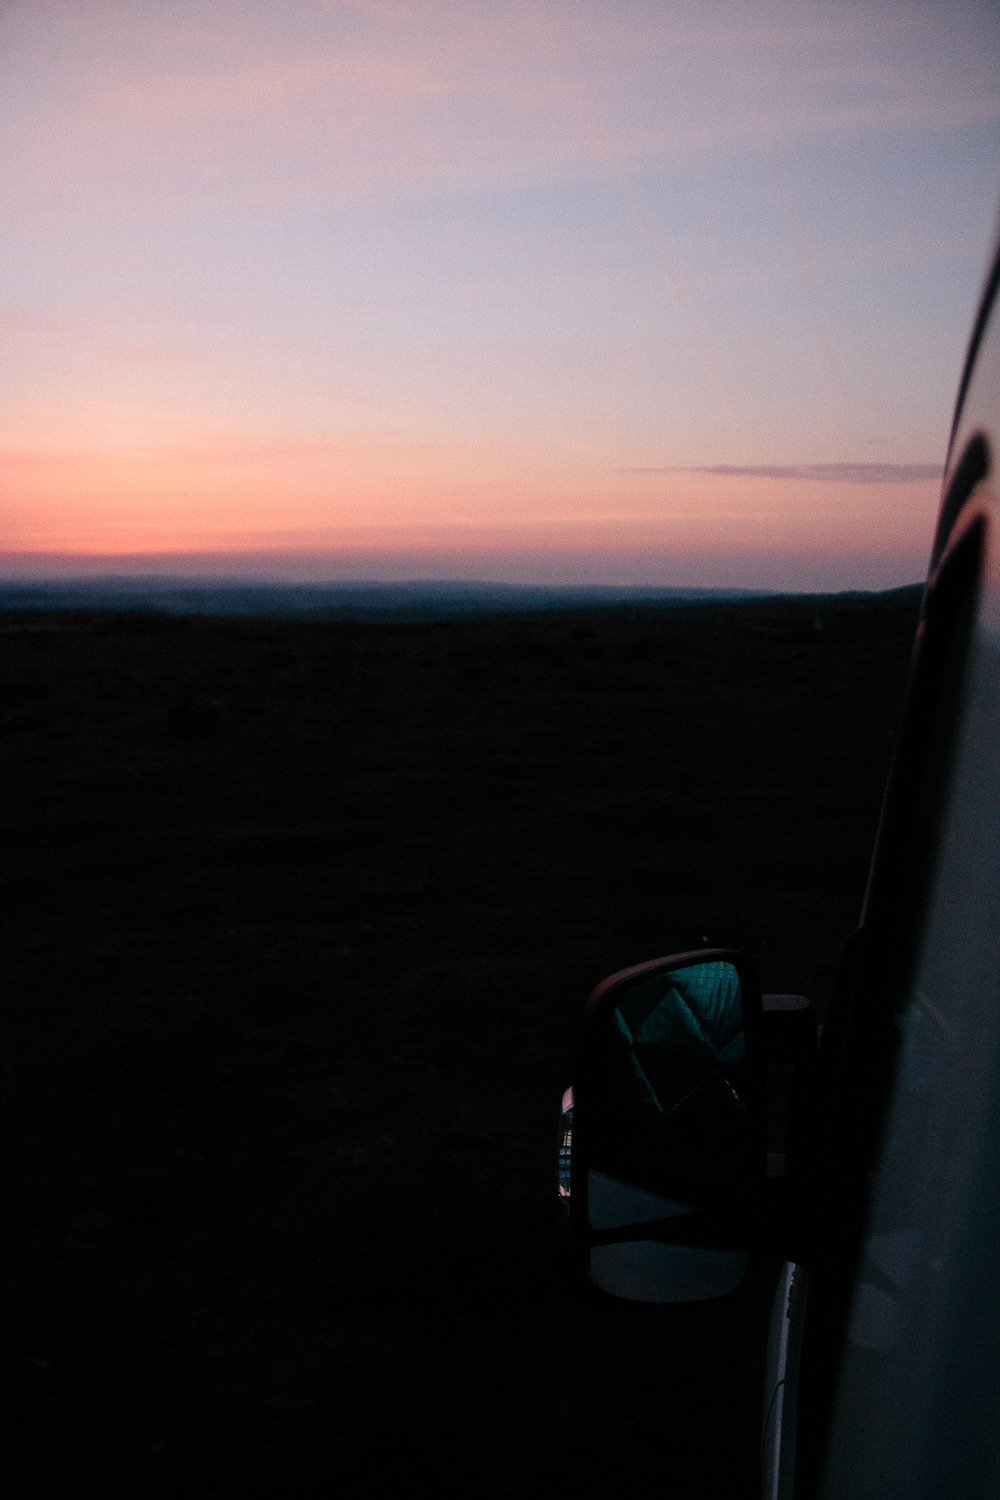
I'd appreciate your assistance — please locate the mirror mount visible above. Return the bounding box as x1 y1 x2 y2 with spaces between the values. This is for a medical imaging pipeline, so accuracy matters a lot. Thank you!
761 993 817 1062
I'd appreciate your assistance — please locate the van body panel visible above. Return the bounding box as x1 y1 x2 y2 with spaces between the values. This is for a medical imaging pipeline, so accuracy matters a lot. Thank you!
813 255 1000 1499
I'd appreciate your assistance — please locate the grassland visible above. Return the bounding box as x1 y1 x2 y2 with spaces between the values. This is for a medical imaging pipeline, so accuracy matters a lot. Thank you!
1 592 919 1496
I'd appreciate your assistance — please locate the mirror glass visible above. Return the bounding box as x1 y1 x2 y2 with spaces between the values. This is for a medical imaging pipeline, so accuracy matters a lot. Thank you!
587 1238 749 1303
581 959 752 1301
590 959 748 1208
564 955 758 1301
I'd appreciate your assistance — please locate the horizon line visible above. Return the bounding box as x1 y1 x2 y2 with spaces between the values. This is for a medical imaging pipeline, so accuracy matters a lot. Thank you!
0 574 924 597
0 545 933 595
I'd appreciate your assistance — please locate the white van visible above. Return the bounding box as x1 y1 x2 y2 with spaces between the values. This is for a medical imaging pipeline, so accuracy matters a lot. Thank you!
559 232 1000 1499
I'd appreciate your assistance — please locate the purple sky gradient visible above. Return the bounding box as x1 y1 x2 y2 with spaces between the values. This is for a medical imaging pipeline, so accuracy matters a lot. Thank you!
0 0 997 587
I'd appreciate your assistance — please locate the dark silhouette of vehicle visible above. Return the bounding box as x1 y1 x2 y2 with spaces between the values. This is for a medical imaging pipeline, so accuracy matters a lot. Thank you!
559 229 1000 1499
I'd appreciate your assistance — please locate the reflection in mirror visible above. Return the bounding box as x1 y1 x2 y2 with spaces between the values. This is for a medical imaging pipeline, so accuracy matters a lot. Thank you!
558 1086 573 1203
592 960 748 1199
587 1170 693 1230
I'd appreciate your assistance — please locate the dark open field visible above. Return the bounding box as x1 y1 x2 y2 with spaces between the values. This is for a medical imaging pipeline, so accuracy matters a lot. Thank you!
2 591 919 1497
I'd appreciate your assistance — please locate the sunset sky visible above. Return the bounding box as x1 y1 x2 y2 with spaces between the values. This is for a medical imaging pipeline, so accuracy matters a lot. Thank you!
1 0 998 588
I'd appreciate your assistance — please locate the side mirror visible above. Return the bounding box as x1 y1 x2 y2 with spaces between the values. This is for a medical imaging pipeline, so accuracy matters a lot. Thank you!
562 950 765 1303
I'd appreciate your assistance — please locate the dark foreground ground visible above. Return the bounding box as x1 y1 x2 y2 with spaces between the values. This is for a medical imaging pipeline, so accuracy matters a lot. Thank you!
1 592 919 1497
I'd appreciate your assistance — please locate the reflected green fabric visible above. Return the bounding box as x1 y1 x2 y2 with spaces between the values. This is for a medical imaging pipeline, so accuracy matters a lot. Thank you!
600 962 747 1185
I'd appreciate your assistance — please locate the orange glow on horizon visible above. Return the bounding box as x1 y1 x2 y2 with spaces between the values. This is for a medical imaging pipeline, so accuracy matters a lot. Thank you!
0 429 941 561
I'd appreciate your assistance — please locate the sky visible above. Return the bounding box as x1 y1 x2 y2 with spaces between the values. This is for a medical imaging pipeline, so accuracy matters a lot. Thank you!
0 0 998 589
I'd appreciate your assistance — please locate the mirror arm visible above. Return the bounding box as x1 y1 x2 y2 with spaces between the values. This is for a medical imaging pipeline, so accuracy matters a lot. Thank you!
759 997 821 1263
761 994 816 1062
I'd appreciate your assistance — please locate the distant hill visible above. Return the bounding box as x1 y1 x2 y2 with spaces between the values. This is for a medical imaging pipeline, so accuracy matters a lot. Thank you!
0 575 921 622
0 576 763 621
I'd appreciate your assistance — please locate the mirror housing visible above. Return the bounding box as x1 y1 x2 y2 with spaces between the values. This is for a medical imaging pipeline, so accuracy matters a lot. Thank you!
564 949 765 1303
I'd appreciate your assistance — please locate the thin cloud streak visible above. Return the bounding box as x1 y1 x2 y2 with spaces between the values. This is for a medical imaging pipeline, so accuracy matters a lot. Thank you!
625 463 944 482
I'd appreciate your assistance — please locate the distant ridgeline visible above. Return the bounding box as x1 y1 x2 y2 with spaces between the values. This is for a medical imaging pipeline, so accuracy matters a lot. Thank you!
0 576 923 622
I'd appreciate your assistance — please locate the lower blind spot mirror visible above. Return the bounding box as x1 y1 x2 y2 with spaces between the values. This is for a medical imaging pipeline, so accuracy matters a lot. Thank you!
566 951 765 1303
589 1240 750 1303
